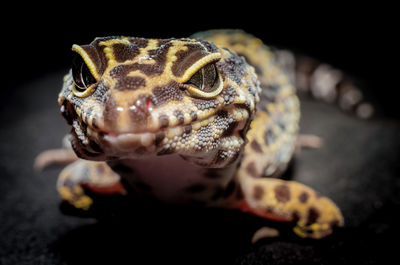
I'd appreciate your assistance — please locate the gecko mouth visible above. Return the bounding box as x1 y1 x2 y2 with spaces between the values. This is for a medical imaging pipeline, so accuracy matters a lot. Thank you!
69 114 182 159
64 103 207 160
62 99 249 161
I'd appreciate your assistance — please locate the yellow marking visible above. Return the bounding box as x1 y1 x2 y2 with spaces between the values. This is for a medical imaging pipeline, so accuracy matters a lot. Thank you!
72 44 101 80
127 70 151 81
71 83 98 98
73 104 82 118
72 195 93 210
246 111 269 142
58 186 93 210
98 38 131 47
178 52 222 82
59 186 73 201
293 226 308 238
138 39 159 58
98 38 131 68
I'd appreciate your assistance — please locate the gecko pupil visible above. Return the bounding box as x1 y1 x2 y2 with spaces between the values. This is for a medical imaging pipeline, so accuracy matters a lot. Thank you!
72 53 97 91
186 63 219 92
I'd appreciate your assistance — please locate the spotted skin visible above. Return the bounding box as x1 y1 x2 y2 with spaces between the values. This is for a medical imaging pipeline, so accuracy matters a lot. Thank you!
54 30 344 239
57 160 125 210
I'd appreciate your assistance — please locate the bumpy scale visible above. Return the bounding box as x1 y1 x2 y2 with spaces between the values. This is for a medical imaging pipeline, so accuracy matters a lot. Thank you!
46 30 343 239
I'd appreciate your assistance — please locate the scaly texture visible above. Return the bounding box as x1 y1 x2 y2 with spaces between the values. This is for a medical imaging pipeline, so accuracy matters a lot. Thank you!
55 29 343 239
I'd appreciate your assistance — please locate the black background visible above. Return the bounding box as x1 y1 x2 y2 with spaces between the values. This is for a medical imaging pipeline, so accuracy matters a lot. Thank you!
1 4 399 265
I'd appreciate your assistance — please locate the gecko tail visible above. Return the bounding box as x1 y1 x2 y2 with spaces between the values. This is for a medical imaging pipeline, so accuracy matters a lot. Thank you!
191 29 374 119
273 49 374 119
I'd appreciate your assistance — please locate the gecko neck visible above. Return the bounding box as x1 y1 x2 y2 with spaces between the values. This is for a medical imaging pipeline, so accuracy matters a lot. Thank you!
107 154 240 205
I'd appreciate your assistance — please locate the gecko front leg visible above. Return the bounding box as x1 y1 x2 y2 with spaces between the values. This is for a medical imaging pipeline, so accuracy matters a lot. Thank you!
57 160 126 211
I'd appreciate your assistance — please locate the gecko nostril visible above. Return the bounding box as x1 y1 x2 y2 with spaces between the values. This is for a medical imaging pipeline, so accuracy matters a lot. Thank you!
146 98 154 111
128 95 154 123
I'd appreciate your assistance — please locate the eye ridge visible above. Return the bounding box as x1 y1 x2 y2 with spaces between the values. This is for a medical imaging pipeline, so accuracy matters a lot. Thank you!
185 63 219 93
72 53 97 91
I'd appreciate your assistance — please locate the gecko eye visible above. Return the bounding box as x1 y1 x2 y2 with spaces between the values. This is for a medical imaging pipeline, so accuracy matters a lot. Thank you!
185 63 219 92
72 53 97 92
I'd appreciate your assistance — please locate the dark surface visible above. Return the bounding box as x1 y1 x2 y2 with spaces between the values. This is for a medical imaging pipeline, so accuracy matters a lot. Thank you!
2 5 399 265
1 71 400 265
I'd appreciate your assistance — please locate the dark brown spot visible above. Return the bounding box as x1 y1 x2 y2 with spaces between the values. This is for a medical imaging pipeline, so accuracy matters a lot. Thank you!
174 110 185 125
245 161 258 177
299 192 309 203
183 124 192 135
112 43 141 63
253 185 264 201
250 140 263 153
222 121 238 137
307 207 320 225
274 184 290 202
292 210 301 221
115 76 146 90
155 131 165 146
110 41 171 77
146 41 172 74
159 115 169 128
190 111 198 121
152 82 183 106
110 62 164 78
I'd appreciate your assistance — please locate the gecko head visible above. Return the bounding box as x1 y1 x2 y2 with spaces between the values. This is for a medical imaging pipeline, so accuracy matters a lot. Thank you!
58 36 260 168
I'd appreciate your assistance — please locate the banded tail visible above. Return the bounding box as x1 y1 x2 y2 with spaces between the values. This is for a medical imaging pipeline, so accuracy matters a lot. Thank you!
274 49 374 119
